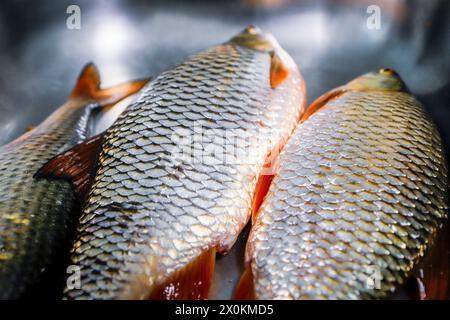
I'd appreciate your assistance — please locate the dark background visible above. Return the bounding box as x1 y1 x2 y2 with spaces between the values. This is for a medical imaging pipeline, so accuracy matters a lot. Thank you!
0 0 449 299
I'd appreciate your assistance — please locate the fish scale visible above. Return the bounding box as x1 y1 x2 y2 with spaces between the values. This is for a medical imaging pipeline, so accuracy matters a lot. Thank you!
64 28 305 299
0 105 91 299
243 84 448 299
0 64 147 299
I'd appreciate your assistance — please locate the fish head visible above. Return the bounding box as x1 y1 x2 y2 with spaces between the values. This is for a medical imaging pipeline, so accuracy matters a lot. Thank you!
229 25 299 84
301 68 407 122
346 68 408 92
230 25 278 52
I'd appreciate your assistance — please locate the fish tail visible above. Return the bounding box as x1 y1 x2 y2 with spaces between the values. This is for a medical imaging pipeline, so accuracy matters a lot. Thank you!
70 62 149 109
234 266 255 300
147 248 216 300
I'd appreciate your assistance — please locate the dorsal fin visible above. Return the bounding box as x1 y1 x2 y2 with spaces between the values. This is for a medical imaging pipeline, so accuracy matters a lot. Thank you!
70 63 149 108
300 87 347 123
34 134 104 200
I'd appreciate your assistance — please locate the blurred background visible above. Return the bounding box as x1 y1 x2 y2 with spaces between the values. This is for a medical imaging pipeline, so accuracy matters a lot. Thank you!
0 0 449 299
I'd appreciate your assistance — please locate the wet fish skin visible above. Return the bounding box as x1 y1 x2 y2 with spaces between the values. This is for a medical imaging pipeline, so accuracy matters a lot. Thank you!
0 64 147 299
64 27 306 300
0 109 83 299
241 69 448 299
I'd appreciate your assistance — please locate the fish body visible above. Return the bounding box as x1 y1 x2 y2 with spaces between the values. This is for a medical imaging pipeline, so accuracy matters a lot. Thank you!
0 64 147 299
64 27 306 299
237 69 449 299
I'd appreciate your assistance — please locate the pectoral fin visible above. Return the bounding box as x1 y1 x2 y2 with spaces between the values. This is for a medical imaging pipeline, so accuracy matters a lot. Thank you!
34 134 104 200
270 51 289 89
70 63 149 109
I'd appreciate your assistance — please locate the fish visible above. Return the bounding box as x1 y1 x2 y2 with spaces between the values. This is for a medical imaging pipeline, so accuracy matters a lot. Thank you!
235 68 449 300
52 26 306 299
0 63 148 299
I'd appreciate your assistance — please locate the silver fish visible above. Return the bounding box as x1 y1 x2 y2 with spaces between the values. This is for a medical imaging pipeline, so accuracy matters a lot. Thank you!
61 26 306 300
0 63 147 299
236 68 448 300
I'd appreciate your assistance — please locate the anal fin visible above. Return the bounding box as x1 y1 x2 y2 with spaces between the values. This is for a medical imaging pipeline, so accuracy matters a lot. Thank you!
234 266 255 300
34 134 104 200
147 248 216 300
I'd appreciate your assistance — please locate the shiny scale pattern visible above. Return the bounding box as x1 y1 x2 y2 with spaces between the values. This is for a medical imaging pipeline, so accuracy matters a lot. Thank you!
0 103 93 299
65 41 304 299
247 90 448 299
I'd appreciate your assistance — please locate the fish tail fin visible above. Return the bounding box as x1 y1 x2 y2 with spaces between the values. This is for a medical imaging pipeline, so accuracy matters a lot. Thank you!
70 62 149 109
234 266 255 300
147 248 216 300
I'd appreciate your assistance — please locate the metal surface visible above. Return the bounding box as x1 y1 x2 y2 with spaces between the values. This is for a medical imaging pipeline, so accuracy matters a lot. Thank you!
0 0 449 299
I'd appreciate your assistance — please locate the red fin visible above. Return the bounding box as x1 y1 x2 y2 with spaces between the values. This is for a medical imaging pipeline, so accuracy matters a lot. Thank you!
252 85 306 220
147 248 216 300
301 87 346 122
234 266 255 300
34 134 104 200
252 173 274 224
252 138 284 223
270 51 289 89
404 223 449 300
70 63 149 108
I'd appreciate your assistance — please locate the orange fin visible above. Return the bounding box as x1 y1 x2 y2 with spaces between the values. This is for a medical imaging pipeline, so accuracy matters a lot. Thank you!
301 87 346 122
234 266 255 300
270 51 289 89
70 62 149 108
147 248 216 300
252 173 274 224
34 134 104 200
404 223 449 300
252 138 285 223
